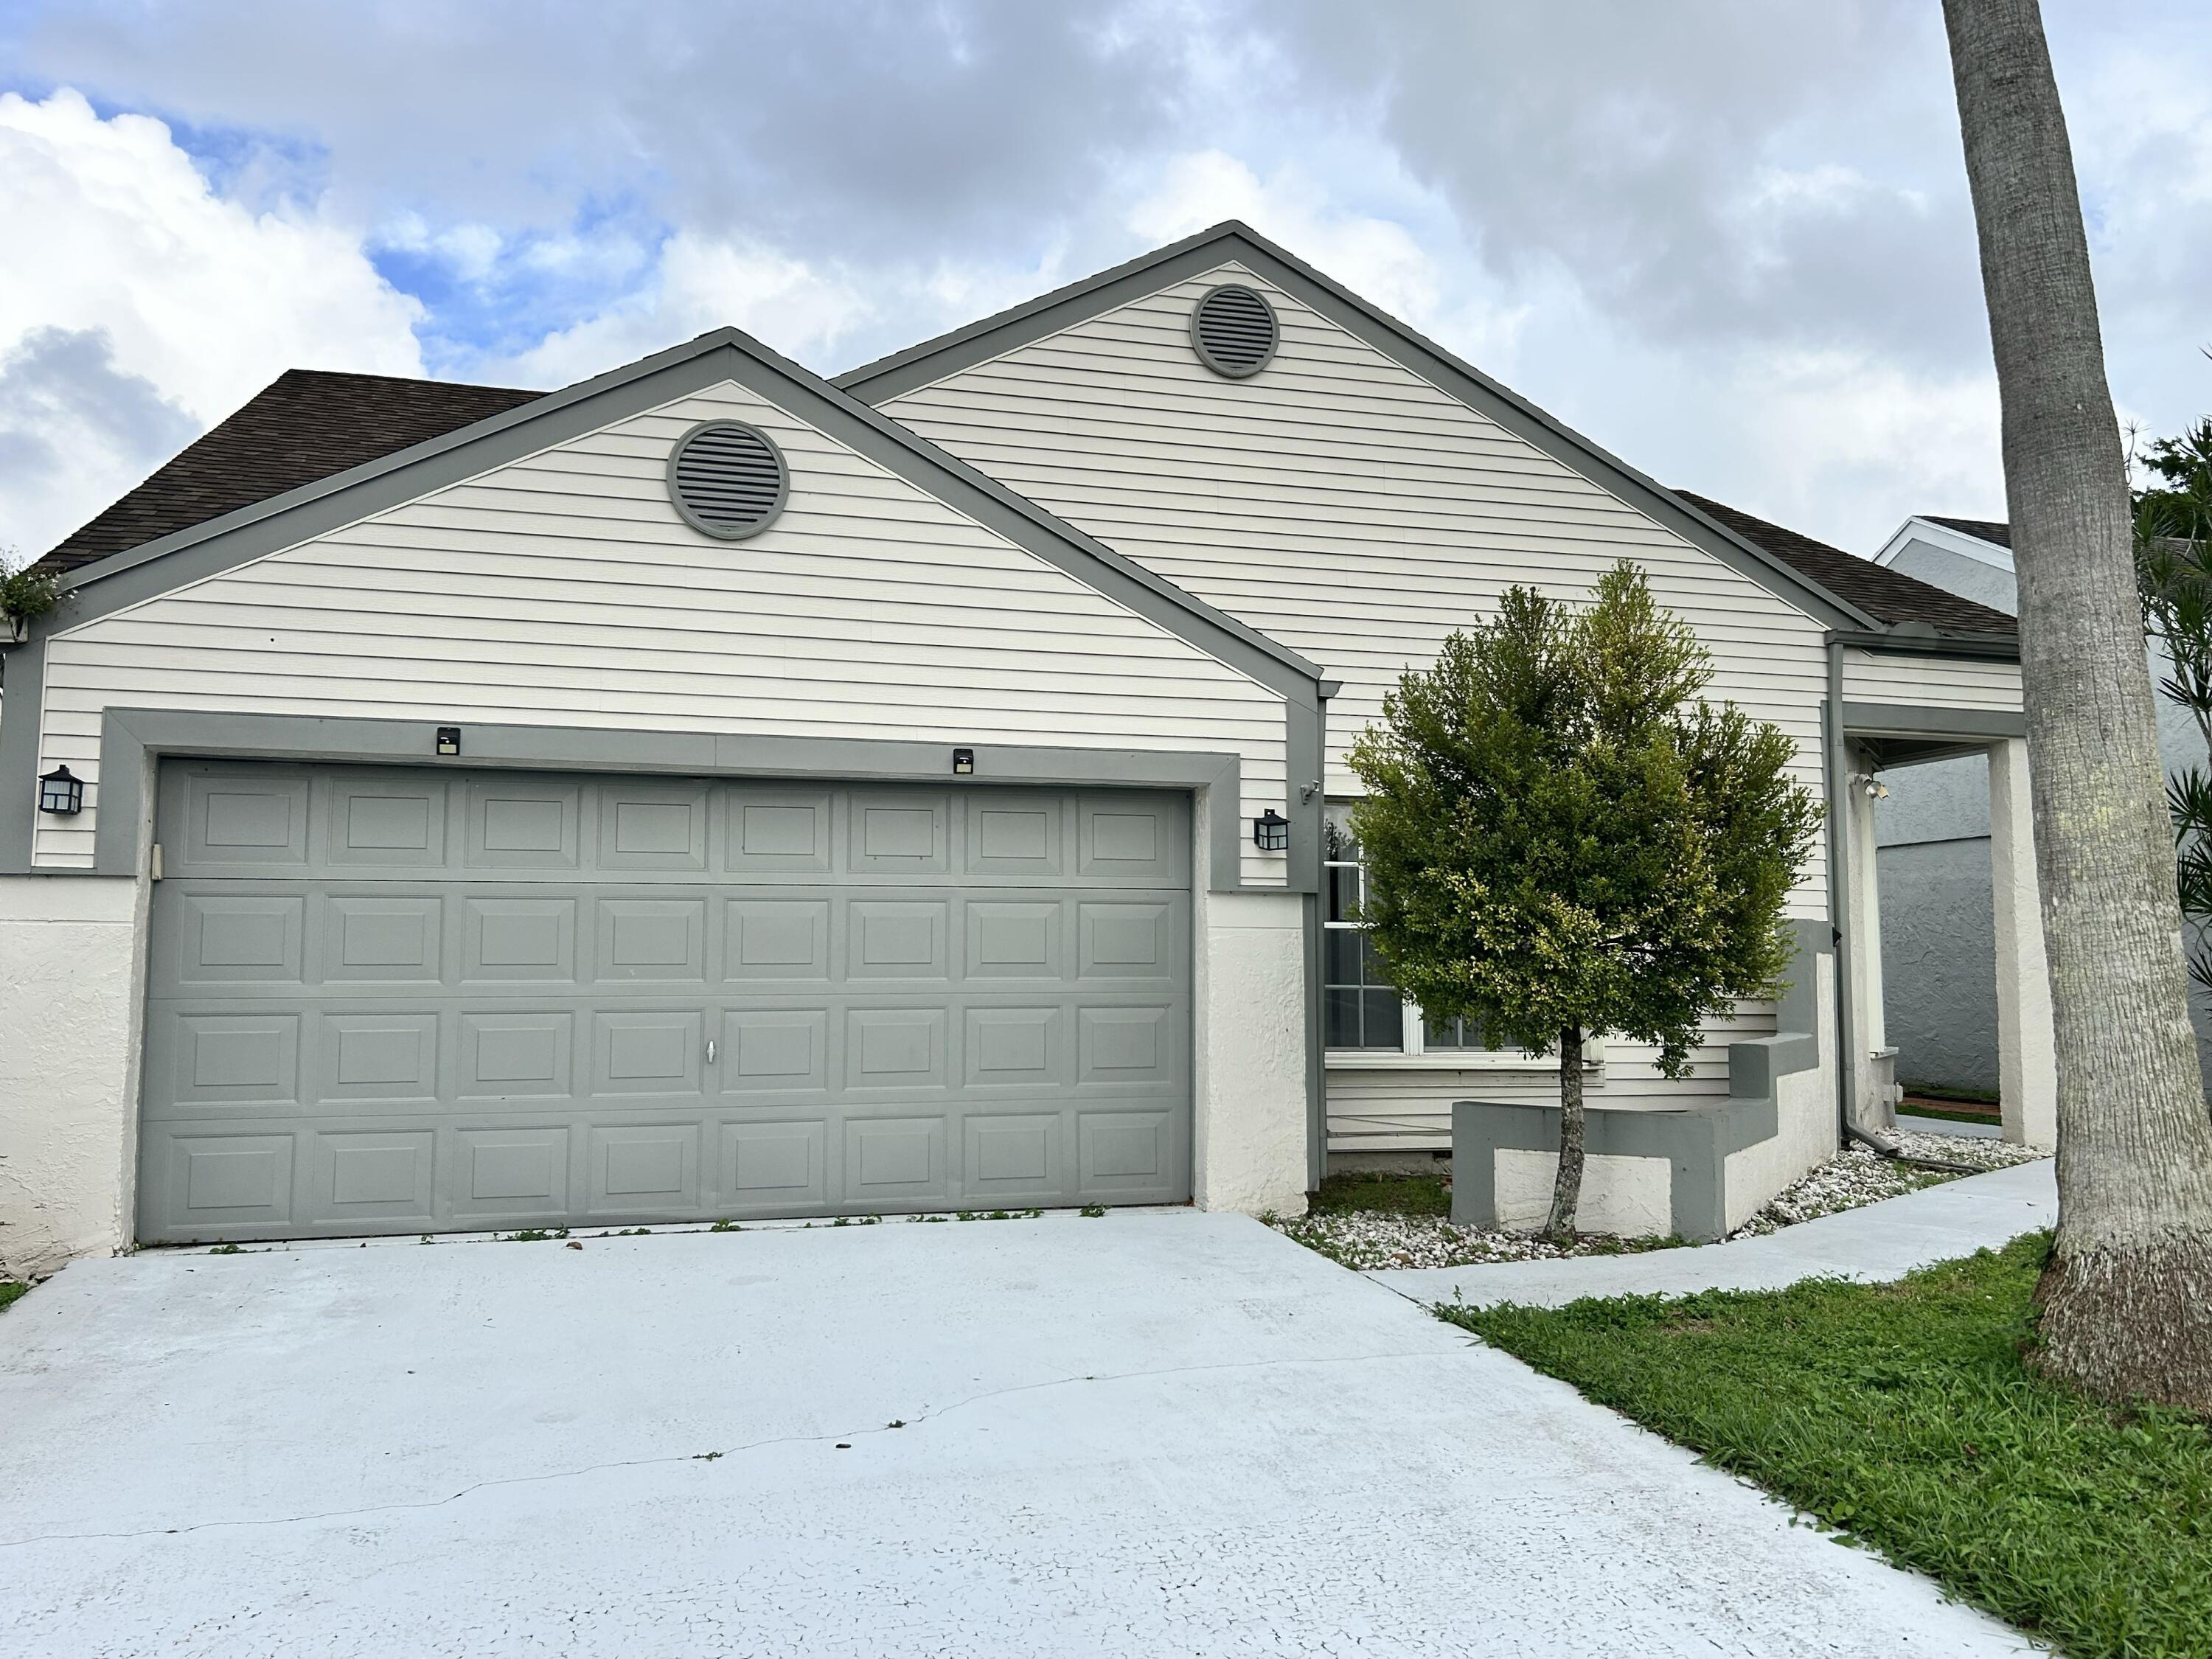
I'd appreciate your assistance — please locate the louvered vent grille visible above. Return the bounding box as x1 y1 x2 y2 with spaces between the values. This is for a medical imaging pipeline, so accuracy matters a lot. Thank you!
1190 285 1278 378
667 421 788 540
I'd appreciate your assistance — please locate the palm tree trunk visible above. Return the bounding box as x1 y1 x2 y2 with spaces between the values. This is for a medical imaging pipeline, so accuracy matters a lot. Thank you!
1945 0 2212 1406
1545 1026 1585 1240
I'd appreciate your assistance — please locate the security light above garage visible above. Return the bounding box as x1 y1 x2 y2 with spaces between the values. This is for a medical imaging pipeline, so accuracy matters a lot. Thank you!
667 419 789 540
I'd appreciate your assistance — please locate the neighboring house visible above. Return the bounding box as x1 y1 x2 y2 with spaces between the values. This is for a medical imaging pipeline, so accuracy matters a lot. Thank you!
0 222 2051 1277
1871 516 2212 1093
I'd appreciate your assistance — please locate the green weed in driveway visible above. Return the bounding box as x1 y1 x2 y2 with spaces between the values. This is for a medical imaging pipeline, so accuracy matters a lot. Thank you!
1446 1234 2212 1659
0 1281 27 1314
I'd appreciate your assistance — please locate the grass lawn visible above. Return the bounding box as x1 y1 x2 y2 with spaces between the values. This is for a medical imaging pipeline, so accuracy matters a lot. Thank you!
0 1281 27 1315
1445 1234 2212 1659
1307 1168 1453 1217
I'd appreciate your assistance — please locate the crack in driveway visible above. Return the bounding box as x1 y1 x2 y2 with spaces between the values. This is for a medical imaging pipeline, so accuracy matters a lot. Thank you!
0 1345 1464 1550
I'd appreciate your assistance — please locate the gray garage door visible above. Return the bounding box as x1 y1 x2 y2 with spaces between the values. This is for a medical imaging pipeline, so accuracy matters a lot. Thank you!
137 762 1192 1243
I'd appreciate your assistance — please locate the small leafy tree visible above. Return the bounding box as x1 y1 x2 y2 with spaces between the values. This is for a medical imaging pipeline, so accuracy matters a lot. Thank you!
2134 418 2212 990
1347 563 1821 1239
0 549 65 636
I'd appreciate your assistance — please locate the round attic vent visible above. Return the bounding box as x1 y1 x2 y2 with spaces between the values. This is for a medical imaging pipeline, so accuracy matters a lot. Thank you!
667 420 789 540
1189 284 1278 378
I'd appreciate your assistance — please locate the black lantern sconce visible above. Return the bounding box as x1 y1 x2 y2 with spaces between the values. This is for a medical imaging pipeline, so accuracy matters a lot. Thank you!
1253 808 1290 852
39 764 84 815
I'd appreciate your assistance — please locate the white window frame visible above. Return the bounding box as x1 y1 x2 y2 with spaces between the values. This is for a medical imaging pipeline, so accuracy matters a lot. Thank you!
1323 822 1600 1071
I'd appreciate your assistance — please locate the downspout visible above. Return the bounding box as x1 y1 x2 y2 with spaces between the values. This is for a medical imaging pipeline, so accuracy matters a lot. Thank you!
1305 686 1335 1194
1825 639 1870 1149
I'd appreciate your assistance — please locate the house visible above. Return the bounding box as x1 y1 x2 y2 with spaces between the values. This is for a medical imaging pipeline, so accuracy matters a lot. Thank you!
1869 515 2212 1093
0 222 2050 1277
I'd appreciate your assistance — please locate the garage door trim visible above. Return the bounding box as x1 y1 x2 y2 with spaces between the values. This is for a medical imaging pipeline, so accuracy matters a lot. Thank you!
85 709 1287 895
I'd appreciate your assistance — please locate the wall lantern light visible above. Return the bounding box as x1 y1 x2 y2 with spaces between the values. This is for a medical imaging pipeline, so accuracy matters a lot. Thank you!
1253 808 1290 851
952 747 975 776
435 726 462 757
39 764 84 815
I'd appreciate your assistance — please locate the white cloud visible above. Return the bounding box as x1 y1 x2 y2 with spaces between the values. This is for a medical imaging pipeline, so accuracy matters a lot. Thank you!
1127 150 1532 366
0 88 427 550
493 232 878 386
0 88 426 420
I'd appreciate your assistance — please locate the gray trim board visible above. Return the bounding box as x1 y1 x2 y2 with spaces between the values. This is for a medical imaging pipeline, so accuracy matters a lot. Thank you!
0 632 45 870
1840 702 2026 742
58 709 1267 893
1831 628 2020 661
835 220 1883 636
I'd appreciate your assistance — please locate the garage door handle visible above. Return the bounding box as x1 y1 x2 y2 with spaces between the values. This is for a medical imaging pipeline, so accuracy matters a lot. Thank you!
706 1039 717 1065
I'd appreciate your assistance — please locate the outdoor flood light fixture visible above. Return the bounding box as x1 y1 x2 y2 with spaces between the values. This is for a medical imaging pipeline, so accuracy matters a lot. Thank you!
952 747 975 775
38 764 83 815
435 726 462 757
1851 771 1890 801
1253 808 1290 851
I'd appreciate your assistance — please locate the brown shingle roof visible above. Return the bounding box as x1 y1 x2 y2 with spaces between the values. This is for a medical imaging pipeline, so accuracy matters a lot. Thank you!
1922 515 2011 549
1674 490 2017 637
34 369 544 577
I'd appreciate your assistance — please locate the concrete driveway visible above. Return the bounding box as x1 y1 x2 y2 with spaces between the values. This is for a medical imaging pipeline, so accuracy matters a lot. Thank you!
1 1211 2025 1658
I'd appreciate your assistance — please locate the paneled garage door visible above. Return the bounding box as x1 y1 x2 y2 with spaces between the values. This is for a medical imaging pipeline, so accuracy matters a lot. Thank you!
136 762 1192 1243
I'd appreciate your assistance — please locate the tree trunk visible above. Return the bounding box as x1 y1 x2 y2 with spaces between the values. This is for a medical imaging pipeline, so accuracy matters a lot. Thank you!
1545 1026 1585 1240
1946 0 2212 1406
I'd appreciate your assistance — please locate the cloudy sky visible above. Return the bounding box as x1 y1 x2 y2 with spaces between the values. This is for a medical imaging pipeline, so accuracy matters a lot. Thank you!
2 1 2208 566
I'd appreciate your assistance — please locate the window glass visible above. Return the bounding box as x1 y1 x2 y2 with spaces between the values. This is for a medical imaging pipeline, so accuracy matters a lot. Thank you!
1324 803 1402 1050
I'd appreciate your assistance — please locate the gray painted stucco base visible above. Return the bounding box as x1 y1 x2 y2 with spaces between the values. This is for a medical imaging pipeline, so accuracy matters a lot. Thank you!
1450 1094 1776 1244
1450 922 1830 1243
1877 835 2000 1093
1877 754 2212 1096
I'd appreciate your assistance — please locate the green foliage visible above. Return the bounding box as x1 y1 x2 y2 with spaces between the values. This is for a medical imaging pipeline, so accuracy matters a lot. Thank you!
1447 1235 2212 1659
0 552 65 628
2135 418 2212 991
1307 1168 1453 1218
1079 1203 1108 1217
1346 562 1821 1074
0 1281 29 1312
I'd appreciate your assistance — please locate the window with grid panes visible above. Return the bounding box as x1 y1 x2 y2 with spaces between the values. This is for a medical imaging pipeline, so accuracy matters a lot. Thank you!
1324 806 1485 1054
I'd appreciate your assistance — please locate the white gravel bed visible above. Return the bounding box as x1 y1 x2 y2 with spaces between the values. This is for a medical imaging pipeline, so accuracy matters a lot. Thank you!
1728 1130 2045 1237
1268 1130 2050 1272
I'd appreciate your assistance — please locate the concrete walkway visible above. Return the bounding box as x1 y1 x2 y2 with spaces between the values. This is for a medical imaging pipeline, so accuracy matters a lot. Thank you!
0 1210 2027 1657
1371 1157 2055 1310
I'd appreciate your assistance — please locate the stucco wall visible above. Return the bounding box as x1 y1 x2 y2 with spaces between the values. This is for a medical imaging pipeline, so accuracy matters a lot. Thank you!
1877 834 2000 1093
1192 886 1309 1217
0 875 145 1278
1722 951 1840 1234
1492 1149 1672 1238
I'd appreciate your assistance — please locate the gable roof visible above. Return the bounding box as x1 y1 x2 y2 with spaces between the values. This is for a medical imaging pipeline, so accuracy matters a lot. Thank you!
1675 493 2017 638
33 371 544 577
837 219 1910 637
27 330 1324 700
1921 515 2011 550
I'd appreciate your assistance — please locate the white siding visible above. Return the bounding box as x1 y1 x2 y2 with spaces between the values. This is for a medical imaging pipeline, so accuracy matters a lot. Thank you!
32 380 1289 876
1842 647 2023 711
1326 1003 1780 1150
880 261 1832 1135
883 262 1833 914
